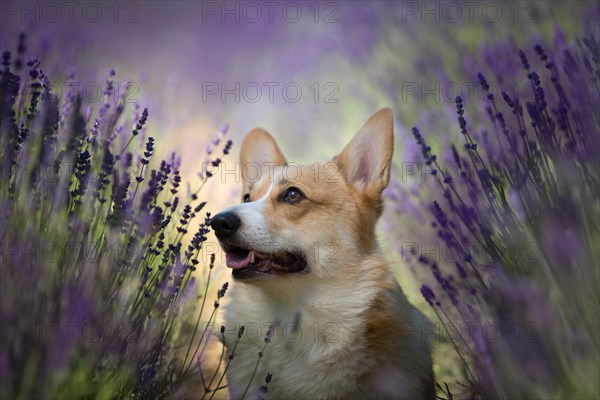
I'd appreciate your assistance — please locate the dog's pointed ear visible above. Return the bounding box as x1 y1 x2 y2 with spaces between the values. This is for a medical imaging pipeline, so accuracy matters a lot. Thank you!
240 128 287 194
334 108 394 196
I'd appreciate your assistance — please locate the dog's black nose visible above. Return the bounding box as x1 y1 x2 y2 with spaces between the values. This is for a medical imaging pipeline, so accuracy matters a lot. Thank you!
210 211 241 239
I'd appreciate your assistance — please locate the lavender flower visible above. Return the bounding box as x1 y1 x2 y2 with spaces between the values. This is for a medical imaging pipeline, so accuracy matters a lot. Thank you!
259 373 273 393
0 34 233 399
420 285 436 307
392 28 600 399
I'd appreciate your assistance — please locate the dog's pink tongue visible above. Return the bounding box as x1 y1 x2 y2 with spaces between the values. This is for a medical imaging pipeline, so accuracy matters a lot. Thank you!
226 250 255 269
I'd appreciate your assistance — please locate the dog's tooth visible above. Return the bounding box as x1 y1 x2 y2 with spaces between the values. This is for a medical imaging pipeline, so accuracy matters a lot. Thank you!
258 259 272 272
249 251 255 264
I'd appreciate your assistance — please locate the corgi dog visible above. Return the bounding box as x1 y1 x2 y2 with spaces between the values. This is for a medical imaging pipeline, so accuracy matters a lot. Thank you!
210 109 434 399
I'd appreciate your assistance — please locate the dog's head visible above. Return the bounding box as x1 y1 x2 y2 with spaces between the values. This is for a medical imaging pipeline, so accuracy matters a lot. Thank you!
211 108 394 284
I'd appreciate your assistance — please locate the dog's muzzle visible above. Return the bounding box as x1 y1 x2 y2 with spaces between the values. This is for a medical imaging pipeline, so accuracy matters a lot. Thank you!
210 211 308 279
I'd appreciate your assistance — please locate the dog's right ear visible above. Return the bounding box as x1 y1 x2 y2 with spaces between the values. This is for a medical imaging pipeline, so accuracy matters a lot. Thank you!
334 108 394 198
240 128 287 195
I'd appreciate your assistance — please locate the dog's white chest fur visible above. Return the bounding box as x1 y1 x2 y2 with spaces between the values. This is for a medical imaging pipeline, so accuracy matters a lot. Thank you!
222 280 378 399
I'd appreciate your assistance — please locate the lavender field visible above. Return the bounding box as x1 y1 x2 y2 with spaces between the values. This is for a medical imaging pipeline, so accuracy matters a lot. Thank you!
1 1 599 399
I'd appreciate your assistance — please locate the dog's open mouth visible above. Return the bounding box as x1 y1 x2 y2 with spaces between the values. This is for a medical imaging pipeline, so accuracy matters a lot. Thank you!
224 247 307 279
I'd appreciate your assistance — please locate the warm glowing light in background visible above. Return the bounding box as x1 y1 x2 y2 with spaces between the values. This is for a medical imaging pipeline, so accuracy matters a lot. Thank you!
1 0 595 291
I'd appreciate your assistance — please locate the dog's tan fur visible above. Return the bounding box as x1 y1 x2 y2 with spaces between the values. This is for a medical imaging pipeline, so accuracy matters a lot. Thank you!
217 109 434 399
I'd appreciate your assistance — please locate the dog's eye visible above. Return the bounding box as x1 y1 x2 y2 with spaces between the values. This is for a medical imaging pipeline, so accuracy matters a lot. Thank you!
281 187 304 204
243 193 251 203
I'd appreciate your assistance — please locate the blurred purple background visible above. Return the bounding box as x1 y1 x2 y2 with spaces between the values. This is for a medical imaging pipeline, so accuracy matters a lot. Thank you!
1 0 596 242
3 1 593 158
2 3 599 396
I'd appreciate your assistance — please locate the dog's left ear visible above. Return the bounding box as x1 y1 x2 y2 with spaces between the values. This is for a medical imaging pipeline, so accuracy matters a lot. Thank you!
334 108 394 196
239 128 287 194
